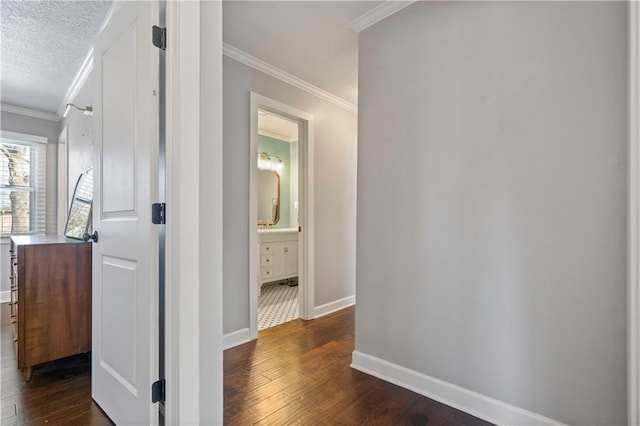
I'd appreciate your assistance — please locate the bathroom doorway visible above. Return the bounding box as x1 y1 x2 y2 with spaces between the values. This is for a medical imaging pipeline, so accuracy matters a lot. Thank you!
257 109 299 329
249 93 314 338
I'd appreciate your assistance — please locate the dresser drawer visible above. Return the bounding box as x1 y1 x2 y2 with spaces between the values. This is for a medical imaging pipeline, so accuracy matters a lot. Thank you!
261 267 273 280
260 254 273 267
260 244 273 255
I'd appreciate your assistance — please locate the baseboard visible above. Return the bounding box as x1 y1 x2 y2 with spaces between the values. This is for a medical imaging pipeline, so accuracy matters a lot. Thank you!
0 291 10 304
351 351 567 426
314 295 355 318
223 328 252 350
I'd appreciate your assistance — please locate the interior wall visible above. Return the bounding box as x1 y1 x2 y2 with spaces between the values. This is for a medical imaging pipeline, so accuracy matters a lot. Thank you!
223 56 357 334
59 71 94 204
356 2 627 425
0 110 60 300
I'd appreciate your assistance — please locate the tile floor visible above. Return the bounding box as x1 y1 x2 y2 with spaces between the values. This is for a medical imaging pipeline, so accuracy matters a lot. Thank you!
258 280 299 330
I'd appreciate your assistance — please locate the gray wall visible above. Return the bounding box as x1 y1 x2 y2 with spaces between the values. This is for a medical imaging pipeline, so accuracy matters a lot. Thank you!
223 56 357 334
1 111 60 299
356 2 627 425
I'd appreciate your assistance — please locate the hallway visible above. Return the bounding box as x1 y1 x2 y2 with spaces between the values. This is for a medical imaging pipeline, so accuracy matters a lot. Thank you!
1 302 490 425
224 306 491 425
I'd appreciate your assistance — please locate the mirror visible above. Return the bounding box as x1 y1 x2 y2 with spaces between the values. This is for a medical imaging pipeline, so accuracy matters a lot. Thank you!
257 169 280 226
64 168 93 240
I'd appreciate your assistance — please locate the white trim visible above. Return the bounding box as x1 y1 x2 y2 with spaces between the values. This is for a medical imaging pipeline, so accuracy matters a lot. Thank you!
56 50 94 118
250 93 315 341
629 2 640 425
0 291 10 304
223 328 251 350
224 43 357 114
258 129 295 143
0 130 48 145
314 295 355 318
0 104 58 122
351 351 567 426
165 2 224 424
56 2 120 119
349 1 416 33
164 2 179 421
57 125 69 235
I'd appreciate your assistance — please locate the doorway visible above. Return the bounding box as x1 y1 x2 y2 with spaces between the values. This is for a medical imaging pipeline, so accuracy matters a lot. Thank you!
256 109 300 330
249 93 314 339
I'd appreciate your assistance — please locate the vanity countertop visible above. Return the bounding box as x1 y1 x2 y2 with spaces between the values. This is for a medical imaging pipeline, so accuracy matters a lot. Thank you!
258 227 298 235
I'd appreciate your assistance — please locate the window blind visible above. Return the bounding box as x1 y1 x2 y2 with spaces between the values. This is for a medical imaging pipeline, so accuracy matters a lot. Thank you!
0 136 46 234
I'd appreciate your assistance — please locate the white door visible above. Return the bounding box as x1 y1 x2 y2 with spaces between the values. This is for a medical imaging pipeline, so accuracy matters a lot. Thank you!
91 1 159 424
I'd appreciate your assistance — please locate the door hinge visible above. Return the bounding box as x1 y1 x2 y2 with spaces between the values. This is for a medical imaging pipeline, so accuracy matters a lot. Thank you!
152 202 166 225
152 379 165 403
152 26 166 50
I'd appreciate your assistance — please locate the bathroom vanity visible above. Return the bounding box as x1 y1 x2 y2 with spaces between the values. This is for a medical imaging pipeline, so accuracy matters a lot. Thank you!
258 228 298 291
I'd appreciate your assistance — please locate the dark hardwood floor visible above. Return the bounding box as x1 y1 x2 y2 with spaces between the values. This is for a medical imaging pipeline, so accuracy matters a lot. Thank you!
225 306 492 425
0 304 112 425
2 302 491 425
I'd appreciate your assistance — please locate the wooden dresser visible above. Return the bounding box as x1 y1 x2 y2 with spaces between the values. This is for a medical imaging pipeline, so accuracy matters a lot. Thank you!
9 235 92 381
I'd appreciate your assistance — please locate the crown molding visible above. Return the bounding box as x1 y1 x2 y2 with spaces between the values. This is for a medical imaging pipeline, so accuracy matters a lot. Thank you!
55 1 120 118
0 104 59 122
349 1 416 33
223 43 357 114
56 48 94 118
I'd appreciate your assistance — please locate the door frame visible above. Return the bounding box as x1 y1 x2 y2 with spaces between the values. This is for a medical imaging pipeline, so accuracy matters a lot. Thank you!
56 124 68 235
249 92 315 338
163 1 224 424
629 2 640 425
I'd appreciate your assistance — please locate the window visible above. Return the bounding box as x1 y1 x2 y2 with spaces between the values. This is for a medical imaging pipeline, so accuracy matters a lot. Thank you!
0 131 46 235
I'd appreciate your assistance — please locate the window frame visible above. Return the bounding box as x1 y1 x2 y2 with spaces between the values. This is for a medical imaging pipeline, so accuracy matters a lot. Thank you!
0 131 47 236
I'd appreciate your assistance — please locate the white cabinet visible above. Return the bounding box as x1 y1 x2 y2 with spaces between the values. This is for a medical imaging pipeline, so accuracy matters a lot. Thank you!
258 229 298 290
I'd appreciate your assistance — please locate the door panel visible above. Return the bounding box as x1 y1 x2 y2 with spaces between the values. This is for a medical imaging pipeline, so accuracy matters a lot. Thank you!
92 2 159 424
102 21 137 214
100 257 137 390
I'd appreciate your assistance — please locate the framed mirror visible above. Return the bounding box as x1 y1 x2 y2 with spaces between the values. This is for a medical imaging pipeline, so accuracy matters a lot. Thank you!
64 168 93 240
257 169 280 226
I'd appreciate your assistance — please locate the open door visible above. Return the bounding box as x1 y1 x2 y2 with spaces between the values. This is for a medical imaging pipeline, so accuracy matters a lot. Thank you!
91 1 159 424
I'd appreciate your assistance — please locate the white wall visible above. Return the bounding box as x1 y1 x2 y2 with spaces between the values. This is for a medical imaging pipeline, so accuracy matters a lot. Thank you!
0 110 60 300
355 2 627 425
59 71 94 203
223 56 357 334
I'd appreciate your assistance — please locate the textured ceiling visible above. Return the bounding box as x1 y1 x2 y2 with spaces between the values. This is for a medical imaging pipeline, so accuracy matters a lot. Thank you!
2 1 378 113
224 1 381 106
1 0 112 113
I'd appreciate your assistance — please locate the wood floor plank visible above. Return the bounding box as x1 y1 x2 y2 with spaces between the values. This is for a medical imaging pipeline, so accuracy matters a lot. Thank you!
0 304 112 425
3 301 493 425
225 306 494 426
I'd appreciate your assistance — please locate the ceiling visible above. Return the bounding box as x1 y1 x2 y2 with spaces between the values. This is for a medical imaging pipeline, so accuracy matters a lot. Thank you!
1 1 112 113
0 1 378 115
259 110 299 142
223 1 380 106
